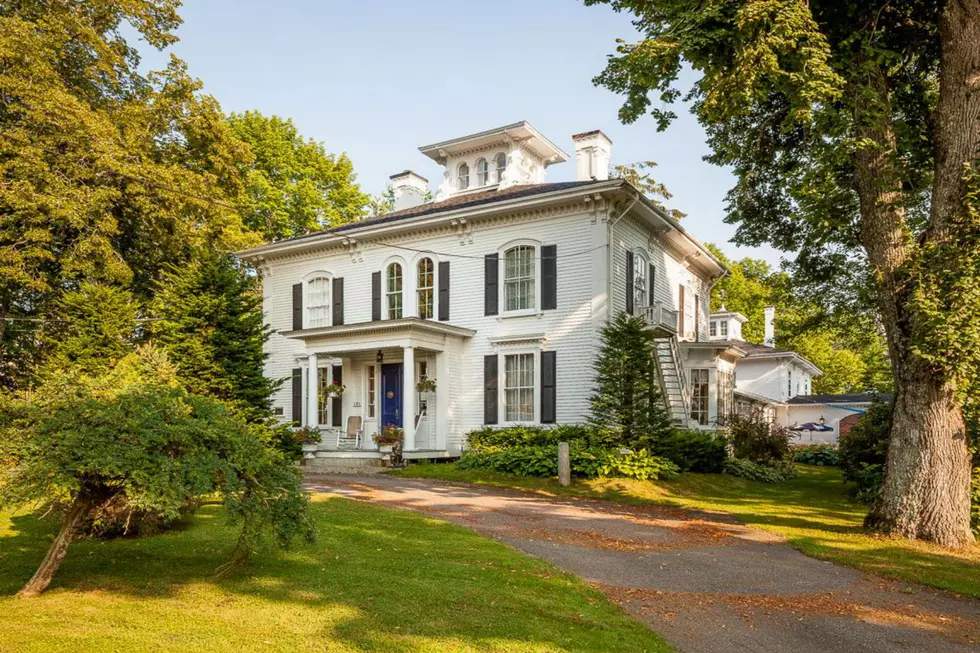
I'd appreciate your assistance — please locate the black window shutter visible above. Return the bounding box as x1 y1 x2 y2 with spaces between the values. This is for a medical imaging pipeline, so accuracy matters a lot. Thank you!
541 351 556 424
542 244 557 310
625 250 634 315
332 277 344 326
331 366 343 427
291 368 303 426
483 354 498 424
649 262 656 306
292 283 303 330
371 271 382 321
438 260 450 321
484 254 499 316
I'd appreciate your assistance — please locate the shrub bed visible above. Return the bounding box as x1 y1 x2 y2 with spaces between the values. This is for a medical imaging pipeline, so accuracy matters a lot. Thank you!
458 445 679 481
791 444 840 467
724 459 799 483
649 429 728 473
465 425 593 452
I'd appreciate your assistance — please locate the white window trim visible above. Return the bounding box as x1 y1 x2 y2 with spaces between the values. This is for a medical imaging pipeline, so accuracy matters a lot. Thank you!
498 348 540 425
303 271 333 329
494 152 507 183
414 254 437 320
632 247 649 312
498 239 542 318
457 162 470 191
365 363 377 420
383 258 406 320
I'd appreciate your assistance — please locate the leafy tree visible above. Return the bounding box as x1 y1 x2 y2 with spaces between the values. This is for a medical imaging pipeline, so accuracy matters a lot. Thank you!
613 161 686 219
586 0 980 545
369 185 398 217
150 251 277 421
588 312 674 447
0 347 313 597
228 111 369 240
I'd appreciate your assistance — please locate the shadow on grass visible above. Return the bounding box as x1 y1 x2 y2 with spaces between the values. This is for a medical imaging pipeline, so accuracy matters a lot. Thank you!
0 497 666 653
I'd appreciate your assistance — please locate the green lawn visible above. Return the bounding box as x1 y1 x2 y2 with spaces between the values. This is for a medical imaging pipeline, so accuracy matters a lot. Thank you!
394 463 980 599
0 495 670 653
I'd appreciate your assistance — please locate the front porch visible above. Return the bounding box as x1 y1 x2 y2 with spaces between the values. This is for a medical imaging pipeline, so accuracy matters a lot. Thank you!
287 318 474 456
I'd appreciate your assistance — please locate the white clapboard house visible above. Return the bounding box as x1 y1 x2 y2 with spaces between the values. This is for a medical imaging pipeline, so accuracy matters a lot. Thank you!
238 122 746 467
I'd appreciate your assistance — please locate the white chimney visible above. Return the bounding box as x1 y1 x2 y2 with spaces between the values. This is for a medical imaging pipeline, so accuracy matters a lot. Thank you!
572 130 612 181
764 306 776 348
389 170 429 211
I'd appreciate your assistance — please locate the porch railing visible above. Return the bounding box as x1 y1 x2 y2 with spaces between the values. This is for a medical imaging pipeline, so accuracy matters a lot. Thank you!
638 301 679 335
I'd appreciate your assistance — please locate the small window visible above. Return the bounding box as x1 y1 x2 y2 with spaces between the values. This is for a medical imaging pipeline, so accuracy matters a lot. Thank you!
504 245 535 312
366 365 376 418
709 321 717 337
495 153 507 182
787 370 793 399
690 369 709 425
504 353 535 422
720 320 728 337
633 252 647 312
457 163 470 190
307 277 331 328
417 258 434 319
386 263 403 319
476 158 490 185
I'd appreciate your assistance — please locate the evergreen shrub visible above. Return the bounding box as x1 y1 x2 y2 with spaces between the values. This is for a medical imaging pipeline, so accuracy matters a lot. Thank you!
458 445 679 481
650 429 728 473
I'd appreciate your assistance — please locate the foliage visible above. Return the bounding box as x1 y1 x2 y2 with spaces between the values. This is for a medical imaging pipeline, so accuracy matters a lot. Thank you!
228 111 369 241
458 445 678 481
373 424 404 447
416 378 437 393
791 445 839 467
837 402 892 485
151 251 278 422
40 283 140 379
972 468 980 537
851 464 885 504
648 429 728 473
465 425 594 452
0 347 312 594
725 411 793 462
723 458 798 484
588 313 673 448
612 161 686 219
294 425 322 445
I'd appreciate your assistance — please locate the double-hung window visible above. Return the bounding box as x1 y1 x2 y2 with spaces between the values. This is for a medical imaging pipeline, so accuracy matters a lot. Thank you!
720 320 728 337
633 251 647 313
476 158 490 185
709 321 717 337
307 277 331 328
504 245 535 312
690 369 709 426
386 263 403 319
495 153 507 182
417 258 434 319
457 163 470 190
504 353 535 422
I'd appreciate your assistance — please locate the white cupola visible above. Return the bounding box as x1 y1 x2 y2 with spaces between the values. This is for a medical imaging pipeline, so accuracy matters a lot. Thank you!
708 310 748 341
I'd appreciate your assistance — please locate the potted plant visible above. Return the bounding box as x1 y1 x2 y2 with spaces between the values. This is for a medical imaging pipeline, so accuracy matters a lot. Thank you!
416 377 436 400
294 425 321 458
324 383 345 398
373 424 405 467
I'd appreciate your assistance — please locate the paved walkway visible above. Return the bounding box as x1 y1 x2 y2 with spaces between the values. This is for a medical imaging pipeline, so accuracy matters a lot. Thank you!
304 474 980 653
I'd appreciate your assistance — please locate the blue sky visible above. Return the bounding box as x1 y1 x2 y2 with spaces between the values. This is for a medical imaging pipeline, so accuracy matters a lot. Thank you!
137 0 782 265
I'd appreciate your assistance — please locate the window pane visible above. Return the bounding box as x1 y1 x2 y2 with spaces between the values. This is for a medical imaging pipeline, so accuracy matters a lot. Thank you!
495 153 507 182
503 246 535 311
504 353 534 422
386 263 402 319
307 277 331 328
367 366 376 418
690 369 709 426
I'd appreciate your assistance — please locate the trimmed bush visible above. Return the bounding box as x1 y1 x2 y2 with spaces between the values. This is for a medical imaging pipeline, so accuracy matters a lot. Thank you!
791 444 840 467
726 412 793 462
724 458 799 483
650 429 728 473
838 401 891 485
458 445 679 481
465 425 593 452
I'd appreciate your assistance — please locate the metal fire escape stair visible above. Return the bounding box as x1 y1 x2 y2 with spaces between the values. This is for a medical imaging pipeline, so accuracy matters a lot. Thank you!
654 336 690 428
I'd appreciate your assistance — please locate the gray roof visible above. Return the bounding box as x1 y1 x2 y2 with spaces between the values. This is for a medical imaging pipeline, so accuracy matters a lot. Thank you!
786 393 892 406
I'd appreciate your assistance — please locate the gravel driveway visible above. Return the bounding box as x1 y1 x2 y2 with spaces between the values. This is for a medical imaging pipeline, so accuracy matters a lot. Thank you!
303 473 979 653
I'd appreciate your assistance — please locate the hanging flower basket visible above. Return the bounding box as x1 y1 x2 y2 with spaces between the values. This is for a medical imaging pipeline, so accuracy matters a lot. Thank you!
324 383 345 398
416 378 437 393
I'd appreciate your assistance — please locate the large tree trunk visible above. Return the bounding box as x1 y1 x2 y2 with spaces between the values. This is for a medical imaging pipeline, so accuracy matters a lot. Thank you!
17 494 97 598
860 0 979 548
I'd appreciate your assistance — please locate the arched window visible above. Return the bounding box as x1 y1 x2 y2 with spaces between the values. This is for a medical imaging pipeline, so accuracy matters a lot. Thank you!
386 263 403 319
476 158 489 185
457 163 470 191
495 153 507 182
633 250 648 312
417 257 434 319
504 245 535 311
307 276 331 328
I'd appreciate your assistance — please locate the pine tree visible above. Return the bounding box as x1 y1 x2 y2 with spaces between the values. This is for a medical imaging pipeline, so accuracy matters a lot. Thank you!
150 251 278 421
588 312 673 448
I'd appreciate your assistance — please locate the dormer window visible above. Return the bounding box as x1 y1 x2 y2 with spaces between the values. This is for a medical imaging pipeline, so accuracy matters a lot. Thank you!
476 158 490 185
307 276 331 328
386 262 403 319
720 320 728 337
457 163 470 191
495 153 507 182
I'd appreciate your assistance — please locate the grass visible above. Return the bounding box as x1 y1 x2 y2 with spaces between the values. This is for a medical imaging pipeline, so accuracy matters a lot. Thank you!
393 463 980 599
0 495 670 653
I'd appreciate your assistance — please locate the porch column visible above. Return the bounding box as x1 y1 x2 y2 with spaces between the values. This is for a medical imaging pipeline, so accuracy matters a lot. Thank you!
435 350 449 450
307 352 319 428
402 346 416 451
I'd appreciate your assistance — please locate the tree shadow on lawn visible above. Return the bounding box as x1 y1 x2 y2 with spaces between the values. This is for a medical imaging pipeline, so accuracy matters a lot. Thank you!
0 496 665 653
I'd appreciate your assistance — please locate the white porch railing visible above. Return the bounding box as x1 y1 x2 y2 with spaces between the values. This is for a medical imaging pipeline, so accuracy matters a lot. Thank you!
637 301 679 335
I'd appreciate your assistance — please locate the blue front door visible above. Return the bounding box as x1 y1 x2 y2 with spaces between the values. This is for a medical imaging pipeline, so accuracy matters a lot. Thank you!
380 363 403 428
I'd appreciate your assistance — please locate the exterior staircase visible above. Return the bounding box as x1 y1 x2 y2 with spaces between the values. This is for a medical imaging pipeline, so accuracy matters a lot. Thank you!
654 336 690 427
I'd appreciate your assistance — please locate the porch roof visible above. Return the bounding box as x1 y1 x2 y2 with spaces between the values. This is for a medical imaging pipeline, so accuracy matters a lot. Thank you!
283 317 476 354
